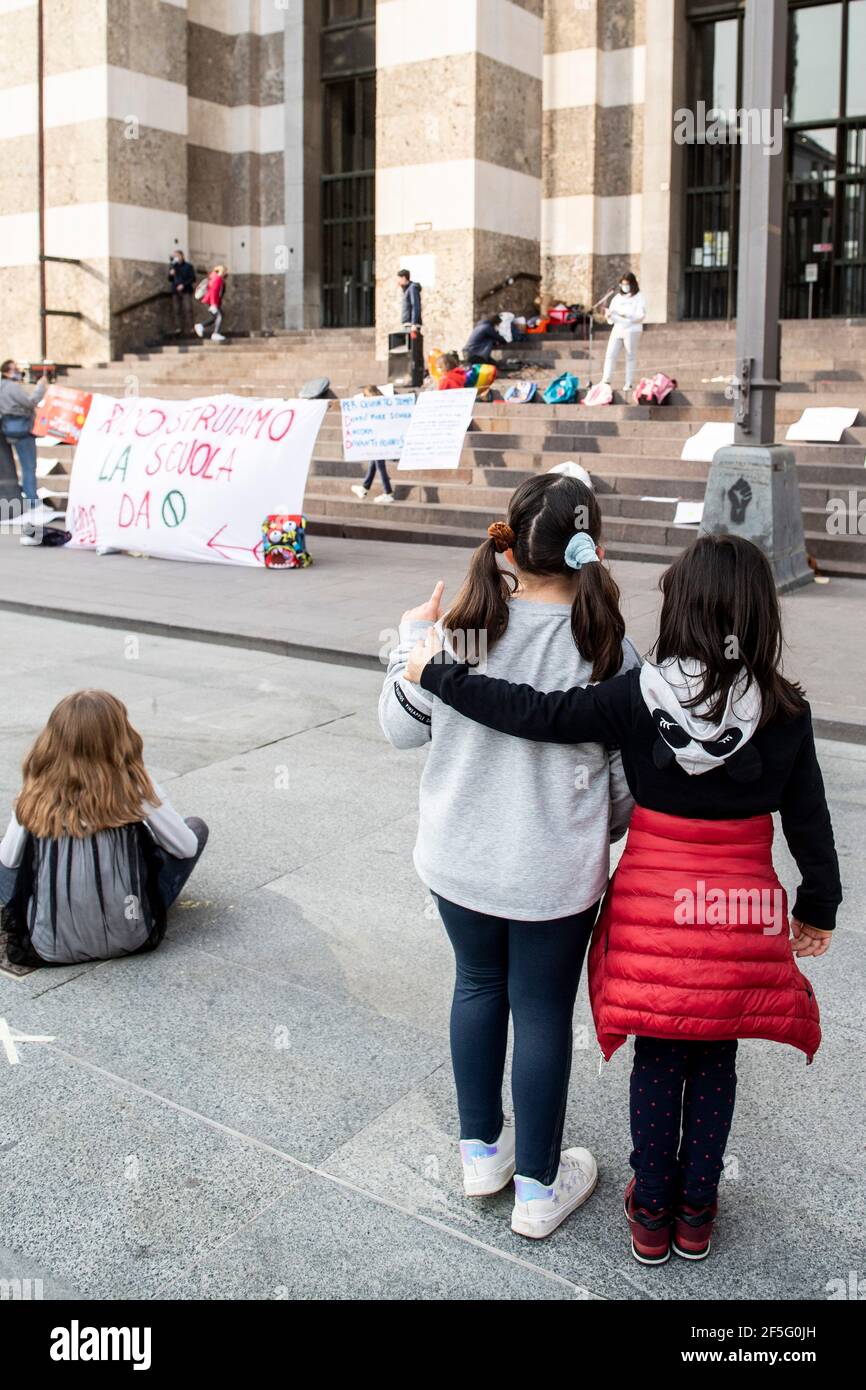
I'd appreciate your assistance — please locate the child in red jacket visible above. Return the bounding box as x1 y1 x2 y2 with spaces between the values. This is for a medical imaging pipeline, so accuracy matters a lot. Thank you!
195 265 228 343
406 533 841 1266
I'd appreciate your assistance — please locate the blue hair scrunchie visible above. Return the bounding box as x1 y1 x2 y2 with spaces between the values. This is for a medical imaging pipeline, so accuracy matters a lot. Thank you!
564 532 599 570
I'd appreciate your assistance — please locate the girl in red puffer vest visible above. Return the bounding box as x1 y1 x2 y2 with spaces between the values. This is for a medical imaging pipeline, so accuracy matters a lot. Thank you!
408 533 841 1267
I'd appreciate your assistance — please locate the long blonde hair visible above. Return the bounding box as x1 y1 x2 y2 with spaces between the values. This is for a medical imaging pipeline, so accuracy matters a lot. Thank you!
15 690 159 840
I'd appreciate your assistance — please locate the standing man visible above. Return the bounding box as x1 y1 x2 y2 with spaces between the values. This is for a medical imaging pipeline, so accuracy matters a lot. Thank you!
397 268 424 385
0 359 49 511
169 250 196 336
398 268 422 330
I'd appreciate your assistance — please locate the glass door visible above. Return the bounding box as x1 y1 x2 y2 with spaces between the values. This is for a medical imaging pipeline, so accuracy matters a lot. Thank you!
682 16 742 320
321 0 376 327
783 0 866 316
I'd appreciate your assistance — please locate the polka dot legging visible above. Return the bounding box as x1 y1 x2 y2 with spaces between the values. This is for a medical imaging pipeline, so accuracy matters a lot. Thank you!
629 1037 738 1213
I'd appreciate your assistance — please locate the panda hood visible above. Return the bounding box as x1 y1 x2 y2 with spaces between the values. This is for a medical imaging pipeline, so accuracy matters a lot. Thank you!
639 657 763 777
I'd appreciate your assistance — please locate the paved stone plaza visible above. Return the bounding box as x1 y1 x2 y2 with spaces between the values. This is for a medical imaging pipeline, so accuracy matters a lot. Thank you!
0 539 864 1301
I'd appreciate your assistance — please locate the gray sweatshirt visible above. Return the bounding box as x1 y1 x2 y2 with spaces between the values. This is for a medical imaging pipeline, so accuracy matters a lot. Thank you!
0 376 47 424
379 601 641 920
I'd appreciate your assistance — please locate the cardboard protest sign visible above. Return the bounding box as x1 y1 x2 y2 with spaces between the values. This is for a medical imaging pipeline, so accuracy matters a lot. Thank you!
397 388 476 470
65 393 327 566
340 393 415 463
33 385 93 445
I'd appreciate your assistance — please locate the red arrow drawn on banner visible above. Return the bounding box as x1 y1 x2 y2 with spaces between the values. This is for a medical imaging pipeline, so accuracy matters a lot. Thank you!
207 525 265 563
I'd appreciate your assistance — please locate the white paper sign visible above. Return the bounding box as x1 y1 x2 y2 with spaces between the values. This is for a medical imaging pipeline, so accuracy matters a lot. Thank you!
66 393 328 566
785 407 859 442
680 422 735 462
340 394 415 463
674 500 705 526
398 388 476 471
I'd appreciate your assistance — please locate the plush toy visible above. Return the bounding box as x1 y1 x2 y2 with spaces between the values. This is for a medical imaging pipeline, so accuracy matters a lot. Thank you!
262 514 312 569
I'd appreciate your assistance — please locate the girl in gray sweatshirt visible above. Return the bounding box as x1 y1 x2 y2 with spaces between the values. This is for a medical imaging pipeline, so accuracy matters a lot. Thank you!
379 473 640 1240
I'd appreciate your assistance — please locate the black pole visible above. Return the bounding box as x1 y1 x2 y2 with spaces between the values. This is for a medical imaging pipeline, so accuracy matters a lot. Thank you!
733 0 786 445
701 0 812 592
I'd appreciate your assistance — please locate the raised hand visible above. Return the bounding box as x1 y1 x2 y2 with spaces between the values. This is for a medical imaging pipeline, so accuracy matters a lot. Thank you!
401 580 445 627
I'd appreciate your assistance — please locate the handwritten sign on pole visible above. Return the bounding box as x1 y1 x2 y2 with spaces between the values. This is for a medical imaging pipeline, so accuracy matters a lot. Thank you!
340 394 415 463
397 388 476 471
65 393 328 566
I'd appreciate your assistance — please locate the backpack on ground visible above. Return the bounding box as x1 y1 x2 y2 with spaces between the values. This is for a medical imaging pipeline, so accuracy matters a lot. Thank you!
542 373 579 405
633 373 677 405
504 381 537 404
582 381 613 407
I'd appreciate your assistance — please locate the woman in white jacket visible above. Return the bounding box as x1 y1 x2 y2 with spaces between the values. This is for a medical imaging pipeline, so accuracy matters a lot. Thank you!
601 271 646 393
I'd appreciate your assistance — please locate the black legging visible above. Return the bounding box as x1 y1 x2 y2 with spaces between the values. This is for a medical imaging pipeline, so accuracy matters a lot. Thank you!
630 1036 738 1212
436 894 599 1185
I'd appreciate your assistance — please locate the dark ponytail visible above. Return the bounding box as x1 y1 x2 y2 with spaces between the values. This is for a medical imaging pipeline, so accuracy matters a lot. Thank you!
571 560 625 682
445 534 515 650
447 472 625 679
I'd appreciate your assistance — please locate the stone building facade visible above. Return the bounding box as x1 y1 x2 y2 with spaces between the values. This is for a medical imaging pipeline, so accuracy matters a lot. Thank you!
0 0 862 366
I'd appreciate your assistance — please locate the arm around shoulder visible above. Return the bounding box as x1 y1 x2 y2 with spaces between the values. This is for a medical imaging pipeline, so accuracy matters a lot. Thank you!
419 655 635 745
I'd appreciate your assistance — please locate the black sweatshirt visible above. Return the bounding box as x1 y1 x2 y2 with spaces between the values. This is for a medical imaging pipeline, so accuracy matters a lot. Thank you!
420 658 842 932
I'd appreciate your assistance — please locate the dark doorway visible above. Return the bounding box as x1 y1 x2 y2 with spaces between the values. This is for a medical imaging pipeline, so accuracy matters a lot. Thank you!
321 0 376 327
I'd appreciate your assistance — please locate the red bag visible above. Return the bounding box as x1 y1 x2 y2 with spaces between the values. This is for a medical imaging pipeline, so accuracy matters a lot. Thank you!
633 373 677 405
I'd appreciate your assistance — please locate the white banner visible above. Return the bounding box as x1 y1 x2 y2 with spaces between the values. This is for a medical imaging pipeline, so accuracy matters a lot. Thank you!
340 393 415 463
397 388 476 471
66 393 328 566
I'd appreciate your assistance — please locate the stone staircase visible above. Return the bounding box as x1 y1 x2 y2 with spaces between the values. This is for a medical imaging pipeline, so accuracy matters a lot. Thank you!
38 321 866 577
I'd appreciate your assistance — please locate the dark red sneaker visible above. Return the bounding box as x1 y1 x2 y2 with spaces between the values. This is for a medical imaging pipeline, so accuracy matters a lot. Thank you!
672 1199 717 1260
623 1178 671 1265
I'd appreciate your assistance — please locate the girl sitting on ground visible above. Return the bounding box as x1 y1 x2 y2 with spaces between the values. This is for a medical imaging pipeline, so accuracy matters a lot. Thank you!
0 690 208 967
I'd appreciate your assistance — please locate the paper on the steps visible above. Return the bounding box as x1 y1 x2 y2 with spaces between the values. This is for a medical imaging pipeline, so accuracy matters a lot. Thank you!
785 407 859 442
674 501 704 526
680 422 735 462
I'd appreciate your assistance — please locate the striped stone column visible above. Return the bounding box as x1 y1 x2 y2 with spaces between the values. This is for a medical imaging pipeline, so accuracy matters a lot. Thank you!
374 0 544 358
0 0 190 364
542 0 646 316
185 0 288 340
0 0 291 365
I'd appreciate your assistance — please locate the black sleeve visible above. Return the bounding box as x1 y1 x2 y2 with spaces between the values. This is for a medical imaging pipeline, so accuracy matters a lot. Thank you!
419 655 634 745
779 717 842 931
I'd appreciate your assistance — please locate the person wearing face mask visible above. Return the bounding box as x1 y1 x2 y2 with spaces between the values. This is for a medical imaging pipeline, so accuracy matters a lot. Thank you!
168 250 196 336
0 359 50 511
601 271 646 394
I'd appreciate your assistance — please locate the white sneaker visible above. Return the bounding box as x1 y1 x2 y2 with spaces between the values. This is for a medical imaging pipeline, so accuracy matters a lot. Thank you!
194 323 205 338
19 525 40 547
511 1147 598 1239
212 333 226 343
350 485 368 500
374 492 396 504
460 1116 516 1197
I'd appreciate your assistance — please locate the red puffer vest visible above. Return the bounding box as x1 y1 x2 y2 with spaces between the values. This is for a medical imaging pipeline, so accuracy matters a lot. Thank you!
588 807 821 1063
